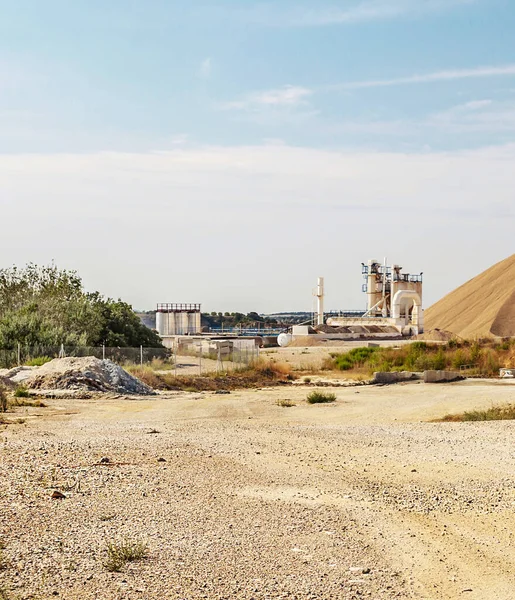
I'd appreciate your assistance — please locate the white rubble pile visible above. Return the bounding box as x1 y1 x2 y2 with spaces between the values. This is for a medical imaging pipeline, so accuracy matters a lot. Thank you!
0 356 154 395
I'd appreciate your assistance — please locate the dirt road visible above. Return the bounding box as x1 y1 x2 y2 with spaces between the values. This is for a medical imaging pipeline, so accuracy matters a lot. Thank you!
1 381 514 599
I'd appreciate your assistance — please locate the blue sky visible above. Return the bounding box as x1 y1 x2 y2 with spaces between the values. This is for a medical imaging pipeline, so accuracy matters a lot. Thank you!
1 1 514 311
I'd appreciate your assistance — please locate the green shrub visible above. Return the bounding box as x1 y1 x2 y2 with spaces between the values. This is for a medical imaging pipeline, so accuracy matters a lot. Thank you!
14 385 30 398
25 356 53 367
334 347 379 370
307 390 336 404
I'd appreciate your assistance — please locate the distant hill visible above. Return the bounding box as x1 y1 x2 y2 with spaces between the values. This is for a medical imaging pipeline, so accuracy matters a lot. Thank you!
425 254 515 338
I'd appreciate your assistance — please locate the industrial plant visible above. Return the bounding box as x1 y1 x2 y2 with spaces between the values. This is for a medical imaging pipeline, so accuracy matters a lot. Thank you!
154 259 424 350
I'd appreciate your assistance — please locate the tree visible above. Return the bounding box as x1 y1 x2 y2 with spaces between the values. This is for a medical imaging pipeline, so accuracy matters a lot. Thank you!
0 264 163 349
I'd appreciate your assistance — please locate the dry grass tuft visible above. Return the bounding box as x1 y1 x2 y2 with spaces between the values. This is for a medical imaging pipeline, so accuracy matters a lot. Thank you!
276 399 296 407
436 403 515 422
126 359 294 392
104 538 148 572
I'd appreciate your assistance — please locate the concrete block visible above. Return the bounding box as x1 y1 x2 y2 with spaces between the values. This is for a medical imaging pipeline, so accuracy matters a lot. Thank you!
373 371 419 384
423 370 464 383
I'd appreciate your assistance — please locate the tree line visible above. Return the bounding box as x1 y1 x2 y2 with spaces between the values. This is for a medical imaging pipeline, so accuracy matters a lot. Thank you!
0 264 163 349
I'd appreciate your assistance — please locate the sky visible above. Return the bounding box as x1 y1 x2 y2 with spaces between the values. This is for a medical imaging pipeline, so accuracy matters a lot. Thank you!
1 0 514 313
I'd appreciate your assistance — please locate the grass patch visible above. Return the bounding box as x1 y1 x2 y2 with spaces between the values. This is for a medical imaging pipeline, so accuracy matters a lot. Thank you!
104 538 148 572
276 399 296 407
127 359 294 392
306 390 336 404
25 356 53 367
13 385 30 398
328 339 515 378
436 403 515 422
9 397 46 407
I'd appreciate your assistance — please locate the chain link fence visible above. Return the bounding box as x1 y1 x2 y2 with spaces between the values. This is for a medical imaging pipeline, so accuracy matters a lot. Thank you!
0 340 260 375
0 345 172 369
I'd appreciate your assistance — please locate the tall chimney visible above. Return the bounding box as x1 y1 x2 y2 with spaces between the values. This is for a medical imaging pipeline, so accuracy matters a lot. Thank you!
317 277 325 326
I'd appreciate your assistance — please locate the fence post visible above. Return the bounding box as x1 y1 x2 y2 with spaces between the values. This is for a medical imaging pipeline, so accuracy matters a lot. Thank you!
17 343 21 367
199 342 202 376
140 345 143 365
102 344 105 361
174 340 177 377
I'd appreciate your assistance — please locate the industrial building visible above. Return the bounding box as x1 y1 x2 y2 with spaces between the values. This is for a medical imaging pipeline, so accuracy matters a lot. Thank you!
325 259 424 336
281 259 424 345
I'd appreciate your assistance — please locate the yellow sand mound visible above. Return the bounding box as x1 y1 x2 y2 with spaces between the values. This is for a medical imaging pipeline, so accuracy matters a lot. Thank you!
425 254 515 338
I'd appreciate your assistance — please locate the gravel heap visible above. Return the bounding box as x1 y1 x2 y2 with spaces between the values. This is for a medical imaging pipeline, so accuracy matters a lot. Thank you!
2 357 154 395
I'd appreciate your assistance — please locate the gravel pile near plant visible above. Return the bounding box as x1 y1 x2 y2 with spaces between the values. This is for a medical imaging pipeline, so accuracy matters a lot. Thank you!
2 357 155 395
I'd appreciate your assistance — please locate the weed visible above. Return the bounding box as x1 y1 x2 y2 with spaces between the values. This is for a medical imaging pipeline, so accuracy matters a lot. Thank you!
10 398 46 408
25 356 53 367
0 586 9 600
276 399 296 407
303 377 312 383
104 538 148 572
13 386 30 398
437 404 515 422
0 547 8 570
307 390 336 404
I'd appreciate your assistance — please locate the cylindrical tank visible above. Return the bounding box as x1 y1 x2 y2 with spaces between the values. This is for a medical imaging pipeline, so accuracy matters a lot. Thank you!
277 333 293 347
156 311 165 336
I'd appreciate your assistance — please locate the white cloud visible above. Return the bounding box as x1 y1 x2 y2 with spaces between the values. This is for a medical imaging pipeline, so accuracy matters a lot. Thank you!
0 142 513 312
240 0 476 27
198 57 212 78
220 85 313 111
329 64 515 91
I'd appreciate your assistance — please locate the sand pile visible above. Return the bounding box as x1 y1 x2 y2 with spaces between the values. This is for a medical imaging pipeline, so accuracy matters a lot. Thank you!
425 254 515 338
414 329 460 342
2 357 155 395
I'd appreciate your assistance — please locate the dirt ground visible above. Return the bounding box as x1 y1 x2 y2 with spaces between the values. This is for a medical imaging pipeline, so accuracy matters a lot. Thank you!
1 380 514 599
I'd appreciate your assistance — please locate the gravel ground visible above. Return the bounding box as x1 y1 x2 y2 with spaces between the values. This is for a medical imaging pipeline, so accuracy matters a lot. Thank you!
1 381 514 599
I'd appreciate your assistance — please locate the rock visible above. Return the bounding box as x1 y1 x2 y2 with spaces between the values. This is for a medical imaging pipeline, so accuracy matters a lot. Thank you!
157 458 166 462
362 568 371 574
51 490 66 499
100 457 110 464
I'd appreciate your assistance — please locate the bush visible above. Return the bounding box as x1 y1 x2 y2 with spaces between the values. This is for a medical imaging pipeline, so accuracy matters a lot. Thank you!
276 399 295 407
25 356 53 367
104 538 148 572
334 347 379 371
13 385 30 398
0 386 7 413
307 390 336 404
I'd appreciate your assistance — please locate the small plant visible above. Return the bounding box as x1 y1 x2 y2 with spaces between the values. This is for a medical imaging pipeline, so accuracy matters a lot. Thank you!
104 538 148 572
14 385 30 398
437 403 515 422
303 377 311 383
25 356 53 367
306 390 336 404
276 399 295 407
0 586 10 600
